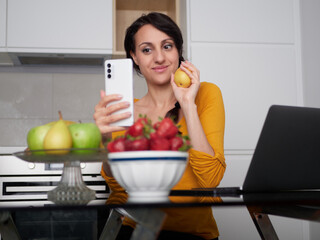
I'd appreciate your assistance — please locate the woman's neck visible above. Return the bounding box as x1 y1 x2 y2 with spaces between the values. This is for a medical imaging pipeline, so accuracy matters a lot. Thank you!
134 82 177 123
144 83 176 109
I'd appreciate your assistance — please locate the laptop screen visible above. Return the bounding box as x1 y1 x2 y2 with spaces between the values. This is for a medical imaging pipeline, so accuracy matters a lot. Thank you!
242 105 320 192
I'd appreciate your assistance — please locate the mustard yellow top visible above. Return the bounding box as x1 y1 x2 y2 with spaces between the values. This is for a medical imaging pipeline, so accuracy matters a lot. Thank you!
101 82 226 239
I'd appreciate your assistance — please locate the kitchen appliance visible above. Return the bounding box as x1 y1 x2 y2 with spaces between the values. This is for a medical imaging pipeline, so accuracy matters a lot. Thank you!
0 147 109 206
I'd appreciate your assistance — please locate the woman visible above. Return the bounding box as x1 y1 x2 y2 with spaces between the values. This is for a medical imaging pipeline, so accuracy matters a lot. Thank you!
94 12 226 240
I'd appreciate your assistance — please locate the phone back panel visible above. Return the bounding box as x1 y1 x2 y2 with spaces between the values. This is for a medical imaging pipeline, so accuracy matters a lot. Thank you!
104 59 134 127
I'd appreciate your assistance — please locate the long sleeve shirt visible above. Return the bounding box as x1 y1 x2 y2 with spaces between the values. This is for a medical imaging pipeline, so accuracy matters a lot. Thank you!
101 82 226 239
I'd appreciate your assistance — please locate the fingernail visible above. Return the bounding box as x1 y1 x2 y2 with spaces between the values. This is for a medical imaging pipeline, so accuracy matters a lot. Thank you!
116 94 123 98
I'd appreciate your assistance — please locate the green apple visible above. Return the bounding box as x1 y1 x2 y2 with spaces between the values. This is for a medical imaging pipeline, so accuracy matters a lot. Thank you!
69 123 102 154
27 124 52 154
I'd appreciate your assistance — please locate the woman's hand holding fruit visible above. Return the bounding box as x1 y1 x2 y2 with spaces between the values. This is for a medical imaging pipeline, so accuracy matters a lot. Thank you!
173 61 215 156
172 61 200 109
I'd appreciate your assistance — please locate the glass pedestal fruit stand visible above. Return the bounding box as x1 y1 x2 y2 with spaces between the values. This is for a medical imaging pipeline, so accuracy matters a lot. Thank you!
13 148 108 205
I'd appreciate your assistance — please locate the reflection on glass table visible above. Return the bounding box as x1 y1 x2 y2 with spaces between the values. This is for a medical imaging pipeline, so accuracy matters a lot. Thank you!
1 189 320 240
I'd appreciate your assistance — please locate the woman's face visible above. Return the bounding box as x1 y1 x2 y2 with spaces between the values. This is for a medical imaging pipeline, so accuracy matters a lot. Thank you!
130 24 179 86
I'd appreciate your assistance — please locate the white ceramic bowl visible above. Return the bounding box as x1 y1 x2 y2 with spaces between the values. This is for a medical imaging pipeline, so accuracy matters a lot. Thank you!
108 151 188 203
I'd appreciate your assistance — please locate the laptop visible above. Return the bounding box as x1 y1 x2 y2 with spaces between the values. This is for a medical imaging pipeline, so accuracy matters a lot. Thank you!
242 104 320 193
183 105 320 196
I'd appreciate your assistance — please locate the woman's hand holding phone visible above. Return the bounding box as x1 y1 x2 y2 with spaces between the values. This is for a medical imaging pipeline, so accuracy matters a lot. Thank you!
94 59 134 142
93 90 132 141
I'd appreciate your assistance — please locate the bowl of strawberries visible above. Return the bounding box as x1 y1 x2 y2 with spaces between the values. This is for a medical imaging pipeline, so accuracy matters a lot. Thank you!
107 116 191 203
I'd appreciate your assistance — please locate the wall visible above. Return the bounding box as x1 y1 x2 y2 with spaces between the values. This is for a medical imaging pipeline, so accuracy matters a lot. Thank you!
187 0 302 152
300 0 320 238
185 0 316 239
0 66 147 147
300 0 320 109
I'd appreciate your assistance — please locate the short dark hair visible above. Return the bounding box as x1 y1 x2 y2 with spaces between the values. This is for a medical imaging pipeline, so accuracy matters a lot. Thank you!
124 12 185 73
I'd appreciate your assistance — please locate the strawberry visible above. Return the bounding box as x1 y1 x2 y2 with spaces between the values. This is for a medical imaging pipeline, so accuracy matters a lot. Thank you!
124 138 133 151
156 118 178 139
169 136 184 151
136 116 149 125
153 121 160 130
150 137 170 150
107 137 126 152
107 115 191 152
126 115 154 138
131 137 149 151
126 121 144 137
150 131 158 140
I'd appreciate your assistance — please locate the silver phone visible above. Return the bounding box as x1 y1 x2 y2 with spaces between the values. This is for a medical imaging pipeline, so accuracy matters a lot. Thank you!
104 58 134 127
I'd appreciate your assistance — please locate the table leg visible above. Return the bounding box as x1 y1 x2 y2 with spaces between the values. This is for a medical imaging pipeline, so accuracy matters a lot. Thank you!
99 209 124 240
0 211 21 240
123 208 166 240
247 206 279 240
99 208 165 240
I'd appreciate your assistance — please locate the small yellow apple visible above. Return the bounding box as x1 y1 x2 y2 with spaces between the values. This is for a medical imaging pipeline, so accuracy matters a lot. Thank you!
174 68 191 88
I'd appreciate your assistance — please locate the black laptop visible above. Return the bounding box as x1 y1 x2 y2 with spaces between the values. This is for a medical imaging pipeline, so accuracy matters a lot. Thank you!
242 104 320 193
185 105 320 196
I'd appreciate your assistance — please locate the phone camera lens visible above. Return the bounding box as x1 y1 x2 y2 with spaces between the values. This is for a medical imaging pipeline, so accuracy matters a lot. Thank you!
107 63 111 68
107 69 111 73
107 74 111 79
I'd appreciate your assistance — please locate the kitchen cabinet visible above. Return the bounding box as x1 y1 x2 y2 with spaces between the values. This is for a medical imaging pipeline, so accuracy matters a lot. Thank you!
186 1 306 239
186 0 302 151
0 0 12 66
0 0 6 49
189 0 294 44
113 0 180 56
7 0 113 54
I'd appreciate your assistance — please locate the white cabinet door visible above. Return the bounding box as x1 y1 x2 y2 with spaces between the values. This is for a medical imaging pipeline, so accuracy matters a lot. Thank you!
187 0 302 151
189 0 294 44
191 44 298 150
7 0 112 54
0 0 6 49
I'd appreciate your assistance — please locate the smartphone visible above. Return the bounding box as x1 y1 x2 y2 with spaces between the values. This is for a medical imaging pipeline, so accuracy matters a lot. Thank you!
104 58 134 127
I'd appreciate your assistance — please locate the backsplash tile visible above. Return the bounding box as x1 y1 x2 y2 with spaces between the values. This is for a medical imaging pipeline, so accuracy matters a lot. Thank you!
0 119 47 146
52 73 104 120
0 67 147 146
0 72 53 118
